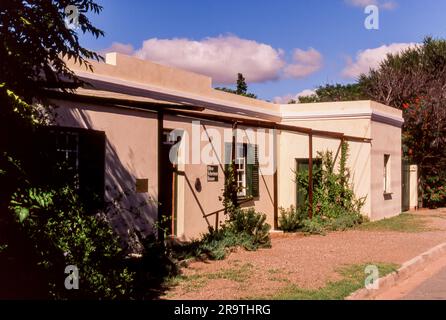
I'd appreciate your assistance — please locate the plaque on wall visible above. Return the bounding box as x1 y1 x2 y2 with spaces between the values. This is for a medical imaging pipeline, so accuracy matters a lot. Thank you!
207 165 219 182
135 178 149 193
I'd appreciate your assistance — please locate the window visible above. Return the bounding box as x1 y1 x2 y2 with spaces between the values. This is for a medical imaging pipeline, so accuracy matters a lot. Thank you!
384 154 391 194
225 143 259 198
55 131 80 189
38 127 106 211
235 144 247 197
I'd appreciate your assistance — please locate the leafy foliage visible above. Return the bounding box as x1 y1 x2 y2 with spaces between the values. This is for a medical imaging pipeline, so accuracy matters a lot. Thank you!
280 143 366 234
359 37 446 208
9 186 135 299
0 0 104 101
297 83 367 104
170 208 271 261
215 73 258 99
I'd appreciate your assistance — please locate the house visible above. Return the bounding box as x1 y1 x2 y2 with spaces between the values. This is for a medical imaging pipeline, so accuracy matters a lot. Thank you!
45 53 403 240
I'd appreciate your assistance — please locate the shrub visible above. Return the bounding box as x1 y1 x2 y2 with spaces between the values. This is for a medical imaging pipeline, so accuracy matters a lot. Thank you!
173 208 272 261
279 206 306 232
290 142 366 234
10 186 135 299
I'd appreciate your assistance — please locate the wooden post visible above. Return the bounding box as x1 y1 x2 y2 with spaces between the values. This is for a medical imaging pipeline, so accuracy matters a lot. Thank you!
308 133 314 220
273 129 279 230
231 122 238 208
157 111 165 241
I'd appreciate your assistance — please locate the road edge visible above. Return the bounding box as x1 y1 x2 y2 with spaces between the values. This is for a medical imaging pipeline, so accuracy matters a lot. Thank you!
346 242 446 300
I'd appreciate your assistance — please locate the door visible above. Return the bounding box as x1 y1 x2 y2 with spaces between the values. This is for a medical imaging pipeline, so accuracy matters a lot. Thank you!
160 129 177 237
295 158 322 212
402 160 411 212
296 159 309 212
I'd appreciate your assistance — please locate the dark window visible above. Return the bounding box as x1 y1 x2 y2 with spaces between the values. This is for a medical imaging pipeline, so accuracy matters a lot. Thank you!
37 127 106 211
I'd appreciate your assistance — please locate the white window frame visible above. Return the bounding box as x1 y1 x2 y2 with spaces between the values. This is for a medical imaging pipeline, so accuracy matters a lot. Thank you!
235 144 247 198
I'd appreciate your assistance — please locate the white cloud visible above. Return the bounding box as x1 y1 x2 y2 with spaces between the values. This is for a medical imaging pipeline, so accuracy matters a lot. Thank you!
345 0 397 10
342 43 417 78
133 35 285 84
102 42 135 55
283 48 323 79
102 35 323 84
273 89 316 104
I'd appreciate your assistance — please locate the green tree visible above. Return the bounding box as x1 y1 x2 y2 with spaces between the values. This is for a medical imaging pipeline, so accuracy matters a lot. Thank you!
215 73 258 99
359 37 446 208
297 83 367 104
236 73 248 95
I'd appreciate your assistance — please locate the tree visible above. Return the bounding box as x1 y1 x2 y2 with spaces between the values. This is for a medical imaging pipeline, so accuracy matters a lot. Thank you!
215 73 258 99
0 0 104 196
0 0 103 101
297 83 367 104
236 73 248 95
359 37 446 208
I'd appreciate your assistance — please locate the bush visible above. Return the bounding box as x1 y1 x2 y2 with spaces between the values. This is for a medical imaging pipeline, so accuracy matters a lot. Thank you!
172 208 272 261
287 142 367 235
279 206 306 232
10 186 135 299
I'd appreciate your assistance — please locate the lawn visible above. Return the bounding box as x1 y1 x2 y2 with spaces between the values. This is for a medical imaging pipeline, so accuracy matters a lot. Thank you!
260 263 399 300
357 213 430 233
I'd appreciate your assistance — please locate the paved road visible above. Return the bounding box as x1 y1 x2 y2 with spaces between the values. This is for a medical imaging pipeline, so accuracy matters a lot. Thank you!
376 255 446 300
402 265 446 300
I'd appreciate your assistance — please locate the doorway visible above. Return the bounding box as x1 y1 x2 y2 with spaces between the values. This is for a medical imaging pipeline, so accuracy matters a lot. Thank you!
160 129 179 237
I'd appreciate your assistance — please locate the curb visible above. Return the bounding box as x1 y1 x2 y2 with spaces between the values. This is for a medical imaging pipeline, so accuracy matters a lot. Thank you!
346 242 446 300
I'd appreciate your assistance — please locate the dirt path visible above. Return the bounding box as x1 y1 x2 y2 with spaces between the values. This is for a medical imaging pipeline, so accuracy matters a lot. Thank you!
164 209 446 300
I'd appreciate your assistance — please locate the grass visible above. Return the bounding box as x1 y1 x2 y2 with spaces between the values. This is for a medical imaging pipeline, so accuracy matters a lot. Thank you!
357 213 430 233
168 262 254 293
262 263 399 300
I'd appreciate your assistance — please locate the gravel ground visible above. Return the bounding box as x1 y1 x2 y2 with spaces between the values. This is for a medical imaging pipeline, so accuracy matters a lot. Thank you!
164 209 446 300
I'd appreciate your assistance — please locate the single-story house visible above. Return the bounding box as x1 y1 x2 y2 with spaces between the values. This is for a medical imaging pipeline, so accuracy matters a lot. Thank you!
44 52 404 240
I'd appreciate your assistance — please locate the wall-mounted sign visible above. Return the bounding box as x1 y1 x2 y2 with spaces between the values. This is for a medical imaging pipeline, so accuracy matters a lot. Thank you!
207 165 219 182
135 178 149 193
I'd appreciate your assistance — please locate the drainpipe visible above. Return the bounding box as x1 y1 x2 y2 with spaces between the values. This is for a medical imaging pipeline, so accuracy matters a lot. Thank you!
157 111 164 242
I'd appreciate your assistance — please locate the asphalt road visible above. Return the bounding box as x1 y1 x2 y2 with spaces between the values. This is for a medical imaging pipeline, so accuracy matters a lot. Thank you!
402 265 446 300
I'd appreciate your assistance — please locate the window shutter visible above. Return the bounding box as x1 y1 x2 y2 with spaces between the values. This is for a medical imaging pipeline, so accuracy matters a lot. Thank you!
247 144 259 198
78 130 106 211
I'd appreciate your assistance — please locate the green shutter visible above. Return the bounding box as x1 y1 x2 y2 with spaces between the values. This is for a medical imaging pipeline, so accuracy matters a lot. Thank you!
247 144 259 198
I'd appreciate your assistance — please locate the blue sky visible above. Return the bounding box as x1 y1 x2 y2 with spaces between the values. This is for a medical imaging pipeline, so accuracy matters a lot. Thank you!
80 0 446 102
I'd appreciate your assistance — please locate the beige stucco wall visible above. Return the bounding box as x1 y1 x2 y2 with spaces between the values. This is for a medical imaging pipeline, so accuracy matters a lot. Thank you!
410 165 419 210
370 119 402 220
52 101 275 240
163 117 276 239
55 55 404 239
278 100 402 221
278 120 372 217
52 101 159 240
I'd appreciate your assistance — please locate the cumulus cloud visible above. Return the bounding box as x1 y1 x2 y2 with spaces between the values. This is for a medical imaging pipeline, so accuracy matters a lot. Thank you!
133 35 286 84
102 42 135 55
342 43 417 78
344 0 397 10
273 89 316 104
102 35 323 84
283 48 323 79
